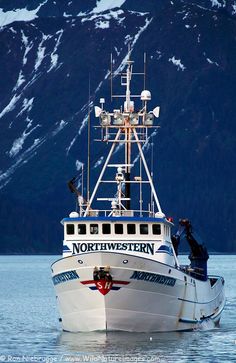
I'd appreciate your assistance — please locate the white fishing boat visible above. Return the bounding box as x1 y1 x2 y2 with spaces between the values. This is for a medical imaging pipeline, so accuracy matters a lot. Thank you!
51 52 225 332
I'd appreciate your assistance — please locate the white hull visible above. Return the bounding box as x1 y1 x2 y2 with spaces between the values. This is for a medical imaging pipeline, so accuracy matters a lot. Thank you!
52 252 225 332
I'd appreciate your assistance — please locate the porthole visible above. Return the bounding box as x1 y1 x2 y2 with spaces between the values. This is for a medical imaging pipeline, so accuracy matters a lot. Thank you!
78 260 83 264
123 260 128 264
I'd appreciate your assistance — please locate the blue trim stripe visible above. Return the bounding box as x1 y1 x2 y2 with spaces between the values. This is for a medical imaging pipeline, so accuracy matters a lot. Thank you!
156 245 173 256
62 216 170 224
63 245 71 251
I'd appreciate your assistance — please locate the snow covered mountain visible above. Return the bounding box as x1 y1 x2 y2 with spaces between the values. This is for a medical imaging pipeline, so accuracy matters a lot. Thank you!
0 0 236 253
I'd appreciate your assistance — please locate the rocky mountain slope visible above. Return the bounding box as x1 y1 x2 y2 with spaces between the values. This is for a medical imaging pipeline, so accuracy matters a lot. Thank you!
0 0 236 253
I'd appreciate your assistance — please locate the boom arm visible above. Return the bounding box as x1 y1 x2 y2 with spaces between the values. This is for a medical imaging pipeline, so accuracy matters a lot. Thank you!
172 219 209 280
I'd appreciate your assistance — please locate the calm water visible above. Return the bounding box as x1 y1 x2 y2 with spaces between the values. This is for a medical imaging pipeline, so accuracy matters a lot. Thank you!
0 255 235 363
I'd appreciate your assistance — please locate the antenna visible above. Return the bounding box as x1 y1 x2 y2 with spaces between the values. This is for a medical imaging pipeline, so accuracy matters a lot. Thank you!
139 154 143 217
82 163 84 198
144 52 146 90
87 75 91 203
151 133 154 214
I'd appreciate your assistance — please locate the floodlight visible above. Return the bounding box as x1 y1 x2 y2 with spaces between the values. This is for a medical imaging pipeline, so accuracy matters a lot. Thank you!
144 112 154 126
95 106 102 118
113 112 124 125
100 111 111 126
130 113 139 125
152 106 160 118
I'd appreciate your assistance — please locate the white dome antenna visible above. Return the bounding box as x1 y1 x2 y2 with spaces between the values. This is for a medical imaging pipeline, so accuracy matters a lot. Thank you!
141 90 151 101
69 211 79 218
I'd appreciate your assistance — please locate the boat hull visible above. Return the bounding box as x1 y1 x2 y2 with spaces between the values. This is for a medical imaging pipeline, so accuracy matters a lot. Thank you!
51 252 225 332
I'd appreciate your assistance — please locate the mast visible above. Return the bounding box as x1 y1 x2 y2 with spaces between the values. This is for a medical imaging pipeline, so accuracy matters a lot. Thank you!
87 75 91 203
124 49 133 210
86 51 162 217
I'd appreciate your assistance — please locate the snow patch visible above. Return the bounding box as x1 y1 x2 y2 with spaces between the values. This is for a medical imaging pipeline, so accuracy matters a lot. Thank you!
78 115 89 135
92 0 126 13
82 9 124 24
210 0 224 8
133 130 158 165
0 1 47 27
9 124 40 157
63 12 72 18
94 156 104 168
0 135 47 188
48 30 63 72
21 30 33 65
13 71 25 90
35 34 49 71
17 98 34 117
21 30 28 46
114 46 120 56
232 3 236 15
95 20 110 29
76 160 84 171
9 134 27 157
114 17 153 76
0 94 21 119
156 50 162 60
168 56 186 71
206 58 219 66
52 120 67 136
9 27 17 34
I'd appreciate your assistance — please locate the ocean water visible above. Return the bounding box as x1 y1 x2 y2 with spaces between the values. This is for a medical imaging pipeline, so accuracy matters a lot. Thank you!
0 255 235 363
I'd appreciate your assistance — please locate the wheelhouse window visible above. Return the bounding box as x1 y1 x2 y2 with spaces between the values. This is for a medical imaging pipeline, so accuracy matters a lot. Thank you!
115 224 123 234
66 224 74 235
102 223 111 234
127 224 136 234
152 224 161 235
140 224 148 234
90 224 99 234
78 224 86 235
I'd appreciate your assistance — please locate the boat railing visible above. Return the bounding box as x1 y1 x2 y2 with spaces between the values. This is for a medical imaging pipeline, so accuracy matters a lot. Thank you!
80 208 157 218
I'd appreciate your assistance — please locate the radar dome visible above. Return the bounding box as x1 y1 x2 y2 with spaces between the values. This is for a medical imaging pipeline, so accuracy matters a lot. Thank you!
141 90 151 101
69 211 79 218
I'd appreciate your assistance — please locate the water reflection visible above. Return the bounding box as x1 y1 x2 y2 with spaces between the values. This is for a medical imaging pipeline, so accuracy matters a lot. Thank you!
57 330 205 362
